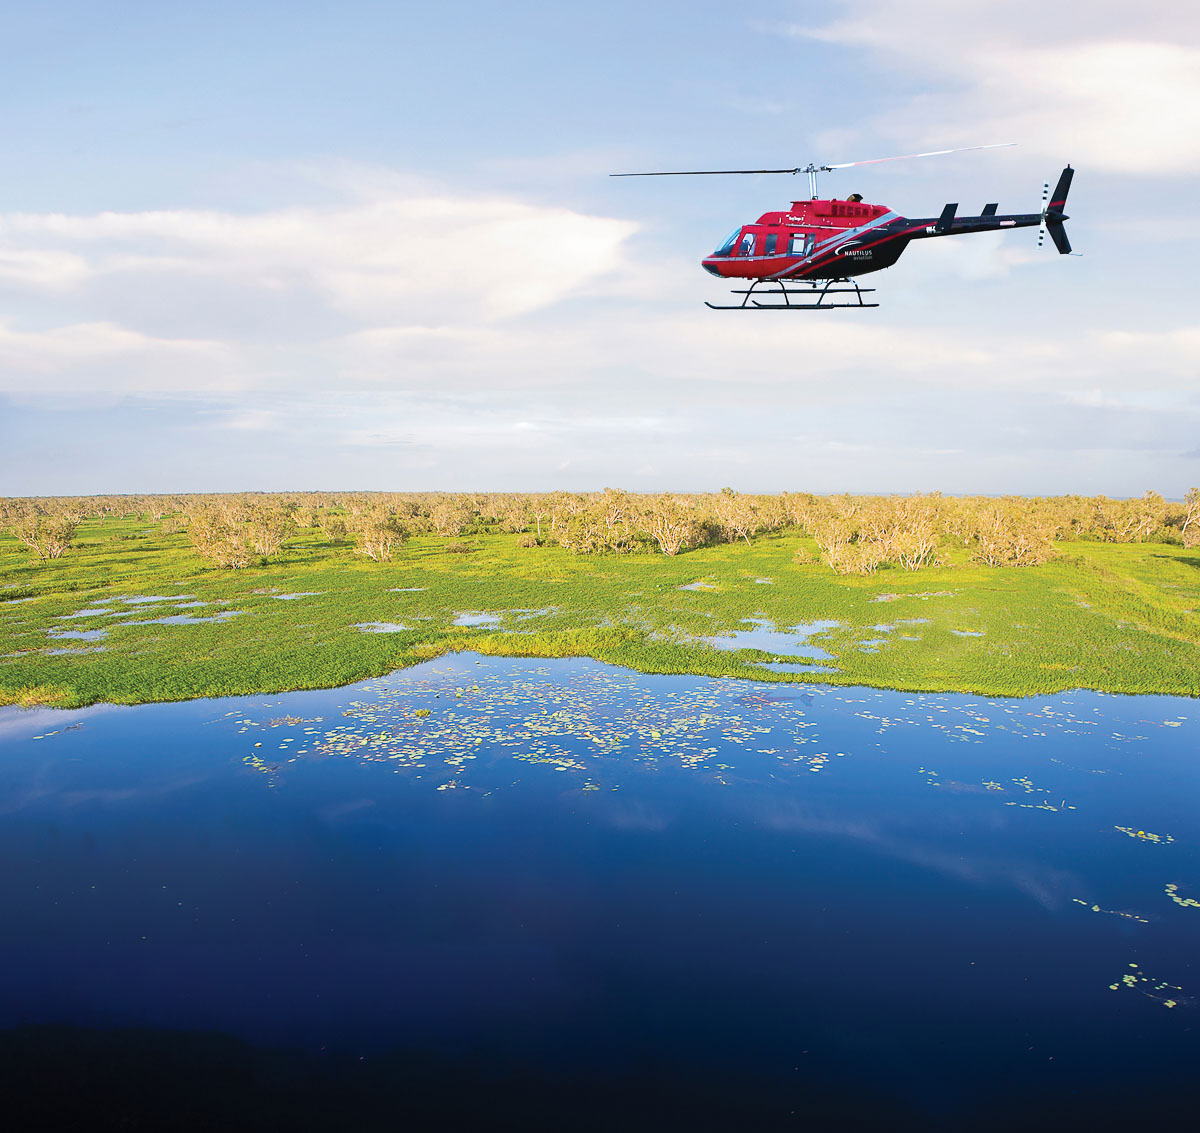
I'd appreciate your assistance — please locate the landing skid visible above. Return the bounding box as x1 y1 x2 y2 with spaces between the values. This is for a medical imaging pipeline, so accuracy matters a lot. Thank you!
705 277 878 310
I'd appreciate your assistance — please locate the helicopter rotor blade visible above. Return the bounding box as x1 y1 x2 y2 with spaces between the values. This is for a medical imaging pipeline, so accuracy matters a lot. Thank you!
612 145 1015 178
824 143 1016 170
609 168 801 177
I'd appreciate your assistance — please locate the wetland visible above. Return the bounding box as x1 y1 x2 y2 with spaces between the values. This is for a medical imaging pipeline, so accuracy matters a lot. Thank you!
2 513 1200 708
4 500 1200 1125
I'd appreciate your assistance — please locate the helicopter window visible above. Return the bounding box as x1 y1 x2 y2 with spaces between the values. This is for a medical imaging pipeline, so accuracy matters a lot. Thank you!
764 234 777 255
789 233 813 256
736 232 756 256
712 228 741 256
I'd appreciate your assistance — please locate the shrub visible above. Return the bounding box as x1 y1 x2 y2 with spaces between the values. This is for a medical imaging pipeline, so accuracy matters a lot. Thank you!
12 510 78 561
351 510 406 562
188 506 253 569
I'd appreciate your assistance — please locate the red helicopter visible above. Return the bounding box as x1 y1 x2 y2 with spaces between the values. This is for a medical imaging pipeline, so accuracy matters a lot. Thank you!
612 144 1074 309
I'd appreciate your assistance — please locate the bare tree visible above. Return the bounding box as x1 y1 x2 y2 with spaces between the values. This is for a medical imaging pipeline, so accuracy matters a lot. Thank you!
188 505 253 569
1132 491 1167 541
556 508 606 554
247 503 290 558
893 495 940 570
495 495 531 534
974 502 1055 567
12 507 77 561
596 488 637 553
640 494 700 556
713 487 759 545
351 509 407 562
429 497 472 537
1183 487 1200 549
291 505 317 529
317 510 347 543
824 541 884 575
810 516 856 562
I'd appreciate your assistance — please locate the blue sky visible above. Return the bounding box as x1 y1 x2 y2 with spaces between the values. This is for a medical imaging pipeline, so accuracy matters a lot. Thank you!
1 0 1196 496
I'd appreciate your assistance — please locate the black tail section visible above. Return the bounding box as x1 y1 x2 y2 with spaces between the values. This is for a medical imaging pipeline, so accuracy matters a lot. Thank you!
1044 165 1073 254
1047 165 1073 212
1046 218 1072 255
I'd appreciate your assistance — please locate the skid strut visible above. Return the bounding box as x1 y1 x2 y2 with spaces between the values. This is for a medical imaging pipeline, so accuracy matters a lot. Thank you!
705 277 878 310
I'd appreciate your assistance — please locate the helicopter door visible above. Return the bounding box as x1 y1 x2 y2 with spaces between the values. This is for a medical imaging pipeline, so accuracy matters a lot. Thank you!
735 231 756 256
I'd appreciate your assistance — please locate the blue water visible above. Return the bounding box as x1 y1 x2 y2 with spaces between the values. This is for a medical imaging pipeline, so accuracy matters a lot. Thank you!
701 616 838 659
1 654 1198 1127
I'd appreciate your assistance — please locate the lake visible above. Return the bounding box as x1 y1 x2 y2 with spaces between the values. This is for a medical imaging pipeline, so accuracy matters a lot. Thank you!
2 654 1197 1129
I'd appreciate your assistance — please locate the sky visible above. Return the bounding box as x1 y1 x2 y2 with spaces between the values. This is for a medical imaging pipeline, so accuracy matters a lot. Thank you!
0 0 1197 497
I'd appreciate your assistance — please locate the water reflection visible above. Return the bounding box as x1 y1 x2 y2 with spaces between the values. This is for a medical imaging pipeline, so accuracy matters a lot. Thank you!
1 655 1198 1124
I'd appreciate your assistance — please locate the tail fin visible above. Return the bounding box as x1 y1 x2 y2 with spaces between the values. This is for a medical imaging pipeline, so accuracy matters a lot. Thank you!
1047 165 1073 213
1043 165 1073 254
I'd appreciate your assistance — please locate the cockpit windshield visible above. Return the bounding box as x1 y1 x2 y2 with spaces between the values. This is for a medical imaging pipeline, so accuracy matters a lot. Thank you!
711 227 741 256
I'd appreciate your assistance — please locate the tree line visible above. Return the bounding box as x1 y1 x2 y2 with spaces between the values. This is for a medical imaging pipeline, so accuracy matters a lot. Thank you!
3 488 1199 575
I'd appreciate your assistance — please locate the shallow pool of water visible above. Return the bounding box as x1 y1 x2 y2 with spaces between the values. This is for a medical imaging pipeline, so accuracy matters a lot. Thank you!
128 612 241 626
1 656 1197 1126
702 617 839 661
454 612 501 628
113 594 197 605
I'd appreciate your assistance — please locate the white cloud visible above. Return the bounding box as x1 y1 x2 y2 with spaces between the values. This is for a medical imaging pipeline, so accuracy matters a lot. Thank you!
0 188 640 332
0 319 234 392
784 1 1200 175
0 247 91 291
224 409 282 431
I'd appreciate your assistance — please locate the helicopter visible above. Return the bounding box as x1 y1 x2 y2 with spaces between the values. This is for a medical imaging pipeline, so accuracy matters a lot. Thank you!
611 144 1074 309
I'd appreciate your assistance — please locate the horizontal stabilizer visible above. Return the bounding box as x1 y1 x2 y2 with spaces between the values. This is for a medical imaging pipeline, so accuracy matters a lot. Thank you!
981 203 998 216
934 202 958 234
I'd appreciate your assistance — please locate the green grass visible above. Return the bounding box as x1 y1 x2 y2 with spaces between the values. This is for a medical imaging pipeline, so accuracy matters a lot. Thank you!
2 518 1199 707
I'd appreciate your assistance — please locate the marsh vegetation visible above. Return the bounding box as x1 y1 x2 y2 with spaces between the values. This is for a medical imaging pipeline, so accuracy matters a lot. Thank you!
2 488 1199 706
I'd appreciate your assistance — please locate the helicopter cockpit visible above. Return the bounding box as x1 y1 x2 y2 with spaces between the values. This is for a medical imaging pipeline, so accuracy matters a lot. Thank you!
711 227 756 257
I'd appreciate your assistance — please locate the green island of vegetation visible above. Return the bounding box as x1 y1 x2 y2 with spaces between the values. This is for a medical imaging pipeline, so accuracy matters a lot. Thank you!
2 488 1199 708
